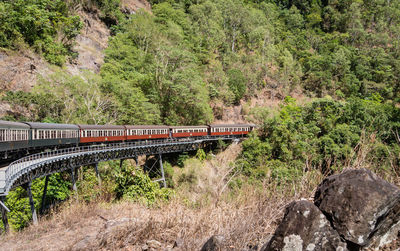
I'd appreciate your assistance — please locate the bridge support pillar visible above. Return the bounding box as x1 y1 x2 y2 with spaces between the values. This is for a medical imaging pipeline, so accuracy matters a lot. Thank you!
40 175 49 214
94 163 101 185
134 156 138 166
71 168 77 192
159 154 166 188
26 182 38 225
120 159 124 168
0 196 9 233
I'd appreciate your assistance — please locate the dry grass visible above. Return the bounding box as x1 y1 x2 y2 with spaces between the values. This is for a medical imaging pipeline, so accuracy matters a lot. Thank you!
0 177 322 251
0 144 323 251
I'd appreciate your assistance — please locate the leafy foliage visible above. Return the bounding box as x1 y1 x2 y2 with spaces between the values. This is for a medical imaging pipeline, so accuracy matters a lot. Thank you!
112 160 173 204
0 0 82 65
240 96 400 181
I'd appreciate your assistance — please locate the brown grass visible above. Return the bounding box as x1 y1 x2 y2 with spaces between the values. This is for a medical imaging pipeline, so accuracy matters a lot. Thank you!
0 144 323 251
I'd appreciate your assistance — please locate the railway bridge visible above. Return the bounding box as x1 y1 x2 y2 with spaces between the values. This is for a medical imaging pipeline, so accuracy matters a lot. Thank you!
0 136 239 232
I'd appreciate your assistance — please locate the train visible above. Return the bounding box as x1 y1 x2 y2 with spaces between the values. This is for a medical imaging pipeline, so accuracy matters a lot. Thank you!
0 120 255 161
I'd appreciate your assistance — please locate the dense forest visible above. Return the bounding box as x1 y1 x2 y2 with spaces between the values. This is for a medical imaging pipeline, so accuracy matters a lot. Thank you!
1 0 400 232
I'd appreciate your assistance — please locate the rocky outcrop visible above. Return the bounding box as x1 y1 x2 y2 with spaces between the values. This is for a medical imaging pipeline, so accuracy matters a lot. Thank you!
262 200 347 251
314 168 400 249
0 49 50 93
262 168 400 251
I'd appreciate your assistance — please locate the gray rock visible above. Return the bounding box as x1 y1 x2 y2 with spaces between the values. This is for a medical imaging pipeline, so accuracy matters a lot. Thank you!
147 240 162 249
201 235 226 251
314 168 400 248
262 200 347 251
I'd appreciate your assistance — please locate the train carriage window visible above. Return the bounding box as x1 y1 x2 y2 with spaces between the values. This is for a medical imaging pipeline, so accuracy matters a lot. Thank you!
0 129 4 142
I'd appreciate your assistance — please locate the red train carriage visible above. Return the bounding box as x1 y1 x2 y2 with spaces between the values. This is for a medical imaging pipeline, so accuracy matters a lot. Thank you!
125 125 169 140
209 124 255 136
170 126 208 138
78 124 126 143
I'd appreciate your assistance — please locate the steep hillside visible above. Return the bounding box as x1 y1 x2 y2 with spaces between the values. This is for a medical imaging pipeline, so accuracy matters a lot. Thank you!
0 0 151 119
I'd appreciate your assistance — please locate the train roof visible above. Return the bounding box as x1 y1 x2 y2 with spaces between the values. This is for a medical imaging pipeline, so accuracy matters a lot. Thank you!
24 122 79 130
0 120 30 129
125 125 169 129
78 124 125 130
209 124 256 127
169 125 209 129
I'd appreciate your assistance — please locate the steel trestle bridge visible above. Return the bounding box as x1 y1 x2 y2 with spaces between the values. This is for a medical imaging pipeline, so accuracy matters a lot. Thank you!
0 136 240 232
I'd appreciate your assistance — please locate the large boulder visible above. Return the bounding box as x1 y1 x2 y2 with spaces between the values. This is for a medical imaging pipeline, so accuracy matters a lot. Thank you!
262 200 347 251
314 168 400 248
